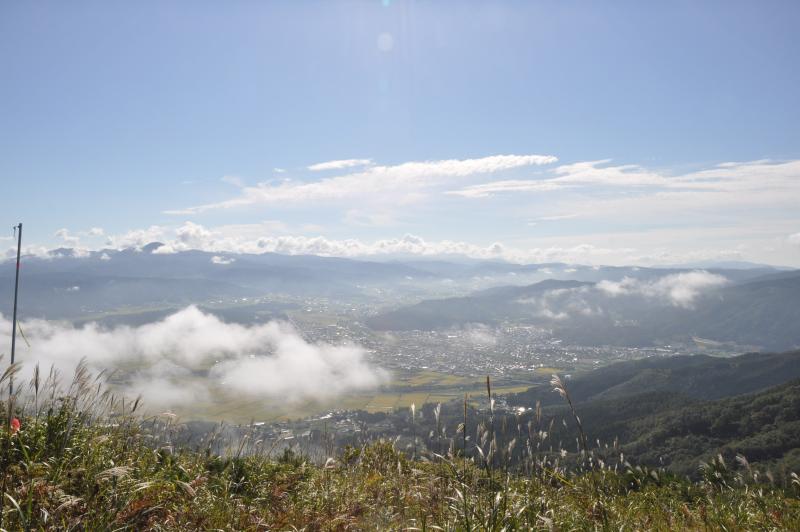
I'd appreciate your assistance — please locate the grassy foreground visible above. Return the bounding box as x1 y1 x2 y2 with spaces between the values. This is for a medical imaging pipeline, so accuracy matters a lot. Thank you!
1 365 799 530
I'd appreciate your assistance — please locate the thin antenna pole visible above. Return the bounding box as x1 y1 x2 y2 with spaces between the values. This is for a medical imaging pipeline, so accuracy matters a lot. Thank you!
2 224 20 531
9 223 22 393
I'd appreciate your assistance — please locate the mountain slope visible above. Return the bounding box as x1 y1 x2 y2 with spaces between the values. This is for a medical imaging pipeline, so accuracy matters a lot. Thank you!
511 349 800 407
366 279 592 330
368 272 800 350
548 379 800 476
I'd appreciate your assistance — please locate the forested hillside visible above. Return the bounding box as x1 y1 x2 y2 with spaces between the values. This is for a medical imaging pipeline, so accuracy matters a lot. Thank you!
369 273 800 350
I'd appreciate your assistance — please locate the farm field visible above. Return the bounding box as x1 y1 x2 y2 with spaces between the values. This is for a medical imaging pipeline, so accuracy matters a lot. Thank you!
145 369 544 423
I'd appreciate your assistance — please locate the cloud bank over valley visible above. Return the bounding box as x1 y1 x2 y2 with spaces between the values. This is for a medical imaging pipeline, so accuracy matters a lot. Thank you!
0 306 389 411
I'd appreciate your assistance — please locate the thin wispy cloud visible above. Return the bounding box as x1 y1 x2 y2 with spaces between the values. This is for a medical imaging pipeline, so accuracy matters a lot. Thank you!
450 158 800 198
14 154 800 267
308 158 373 171
447 179 567 198
447 159 800 266
551 159 667 187
536 214 580 222
164 154 558 214
548 160 800 230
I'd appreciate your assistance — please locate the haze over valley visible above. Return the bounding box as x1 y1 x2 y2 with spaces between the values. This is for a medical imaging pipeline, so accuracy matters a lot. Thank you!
2 243 798 423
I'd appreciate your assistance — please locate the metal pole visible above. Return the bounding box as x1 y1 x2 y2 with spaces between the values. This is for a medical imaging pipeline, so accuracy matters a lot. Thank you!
2 223 20 531
10 223 21 393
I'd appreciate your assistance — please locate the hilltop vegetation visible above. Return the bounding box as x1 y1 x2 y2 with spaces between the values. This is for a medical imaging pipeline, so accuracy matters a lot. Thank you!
365 351 800 479
2 358 800 530
280 350 800 482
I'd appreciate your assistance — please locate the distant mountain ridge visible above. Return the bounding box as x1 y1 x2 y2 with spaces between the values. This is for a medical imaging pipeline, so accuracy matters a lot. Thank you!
0 245 436 320
1 245 795 336
368 272 800 350
660 260 795 270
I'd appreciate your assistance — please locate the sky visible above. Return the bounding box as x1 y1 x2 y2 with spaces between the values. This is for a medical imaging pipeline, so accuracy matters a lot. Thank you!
2 0 799 266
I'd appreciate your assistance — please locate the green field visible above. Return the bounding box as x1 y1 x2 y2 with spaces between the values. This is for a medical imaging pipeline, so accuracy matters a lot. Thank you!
149 369 540 423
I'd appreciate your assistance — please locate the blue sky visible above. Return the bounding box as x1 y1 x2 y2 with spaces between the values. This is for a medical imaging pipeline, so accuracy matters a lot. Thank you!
2 1 799 265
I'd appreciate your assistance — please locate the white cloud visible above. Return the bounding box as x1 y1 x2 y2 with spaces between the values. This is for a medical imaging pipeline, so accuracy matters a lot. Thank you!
50 228 108 256
789 232 800 247
597 271 728 307
12 216 794 267
54 228 80 246
210 329 386 400
536 214 580 222
211 255 235 265
448 179 567 198
106 225 166 250
450 158 800 201
15 220 645 266
15 156 800 267
551 159 667 187
517 286 601 321
2 245 50 260
518 273 726 318
449 159 667 197
1 306 389 409
245 235 631 264
444 158 800 266
308 158 373 171
166 154 558 214
150 243 177 255
176 221 214 246
142 222 216 254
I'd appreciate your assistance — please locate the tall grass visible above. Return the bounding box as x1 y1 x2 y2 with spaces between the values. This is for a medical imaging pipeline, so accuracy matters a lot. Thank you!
1 364 799 530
